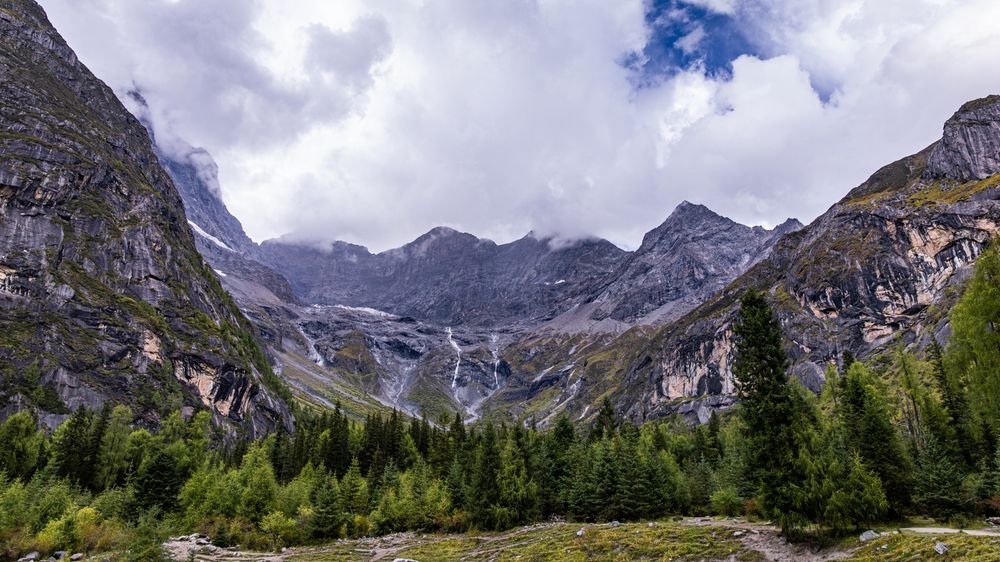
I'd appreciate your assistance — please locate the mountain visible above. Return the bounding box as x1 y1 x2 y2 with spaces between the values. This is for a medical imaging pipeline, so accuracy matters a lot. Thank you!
0 0 292 436
484 94 1000 425
258 228 627 327
545 203 802 332
257 204 797 332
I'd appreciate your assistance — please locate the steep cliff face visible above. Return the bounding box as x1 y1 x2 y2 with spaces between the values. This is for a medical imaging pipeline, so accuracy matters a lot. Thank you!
926 95 1000 182
0 0 292 436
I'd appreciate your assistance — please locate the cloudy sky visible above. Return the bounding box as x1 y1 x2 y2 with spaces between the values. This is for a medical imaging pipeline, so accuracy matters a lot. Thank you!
39 0 1000 251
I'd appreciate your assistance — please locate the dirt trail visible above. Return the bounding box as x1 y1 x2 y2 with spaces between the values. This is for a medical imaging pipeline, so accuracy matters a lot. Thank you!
681 518 856 561
901 526 1000 537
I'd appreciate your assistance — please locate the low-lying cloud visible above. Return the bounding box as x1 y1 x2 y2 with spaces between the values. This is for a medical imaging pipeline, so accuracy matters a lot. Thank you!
40 0 1000 251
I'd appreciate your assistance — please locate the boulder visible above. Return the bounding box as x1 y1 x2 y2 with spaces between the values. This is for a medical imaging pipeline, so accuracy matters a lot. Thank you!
859 530 880 542
935 541 949 555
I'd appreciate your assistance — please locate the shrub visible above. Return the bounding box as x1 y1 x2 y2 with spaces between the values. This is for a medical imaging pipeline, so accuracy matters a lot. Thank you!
260 511 300 548
710 487 742 516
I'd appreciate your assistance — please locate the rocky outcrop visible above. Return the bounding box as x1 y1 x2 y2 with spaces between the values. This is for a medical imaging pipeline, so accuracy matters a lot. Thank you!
0 0 292 436
578 202 801 327
926 95 1000 181
477 95 1000 426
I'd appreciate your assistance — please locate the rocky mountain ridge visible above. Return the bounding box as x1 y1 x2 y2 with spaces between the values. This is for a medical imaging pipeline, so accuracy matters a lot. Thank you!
0 0 292 436
256 203 797 332
166 169 800 420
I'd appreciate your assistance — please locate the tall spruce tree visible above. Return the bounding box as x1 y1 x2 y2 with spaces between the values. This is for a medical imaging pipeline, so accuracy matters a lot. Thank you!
731 289 812 533
97 405 132 490
311 474 344 539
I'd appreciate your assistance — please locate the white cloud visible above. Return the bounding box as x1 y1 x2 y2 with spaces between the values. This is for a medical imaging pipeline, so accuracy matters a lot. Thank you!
37 0 1000 251
685 0 739 15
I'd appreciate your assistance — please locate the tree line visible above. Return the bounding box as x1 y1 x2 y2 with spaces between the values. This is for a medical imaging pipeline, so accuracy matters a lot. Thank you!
1 244 999 559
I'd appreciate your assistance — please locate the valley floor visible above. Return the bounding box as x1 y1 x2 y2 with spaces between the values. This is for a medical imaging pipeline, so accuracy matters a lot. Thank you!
163 518 1000 561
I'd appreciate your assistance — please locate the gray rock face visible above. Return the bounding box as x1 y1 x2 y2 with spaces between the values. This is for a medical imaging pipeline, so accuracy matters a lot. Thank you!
257 205 796 332
127 91 258 257
0 0 291 437
581 202 801 326
926 95 1000 181
259 228 627 327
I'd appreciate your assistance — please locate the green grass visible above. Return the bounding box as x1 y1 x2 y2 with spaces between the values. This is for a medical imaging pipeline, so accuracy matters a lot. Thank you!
846 531 1000 561
908 172 1000 207
289 521 763 562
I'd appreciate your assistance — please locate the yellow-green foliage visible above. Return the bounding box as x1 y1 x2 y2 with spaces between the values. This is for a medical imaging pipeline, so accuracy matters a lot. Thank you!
909 172 1000 206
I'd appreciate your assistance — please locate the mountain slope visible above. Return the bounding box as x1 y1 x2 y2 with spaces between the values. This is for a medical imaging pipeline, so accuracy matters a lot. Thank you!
516 95 1000 425
0 0 292 435
545 203 801 332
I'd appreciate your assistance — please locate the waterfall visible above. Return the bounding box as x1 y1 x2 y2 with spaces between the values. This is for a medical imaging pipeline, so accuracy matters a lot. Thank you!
490 334 500 388
446 327 461 388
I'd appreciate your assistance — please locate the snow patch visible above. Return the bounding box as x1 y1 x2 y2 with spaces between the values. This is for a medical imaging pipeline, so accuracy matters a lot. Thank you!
187 221 233 251
213 269 227 277
333 304 395 318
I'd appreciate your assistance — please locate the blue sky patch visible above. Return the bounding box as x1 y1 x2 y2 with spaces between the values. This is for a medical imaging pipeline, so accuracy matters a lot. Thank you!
624 0 760 87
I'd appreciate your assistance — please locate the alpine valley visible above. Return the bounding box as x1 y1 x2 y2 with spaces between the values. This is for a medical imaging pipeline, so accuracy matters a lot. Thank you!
7 0 1000 559
4 0 1000 431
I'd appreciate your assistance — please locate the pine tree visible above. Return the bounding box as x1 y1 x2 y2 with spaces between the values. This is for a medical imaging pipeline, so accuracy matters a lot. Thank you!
469 424 501 528
340 457 369 516
446 457 467 509
731 289 813 533
822 453 888 533
49 407 92 485
591 398 617 442
311 474 344 539
85 404 110 489
237 444 278 524
492 434 534 528
133 446 183 512
913 434 965 517
928 341 975 467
